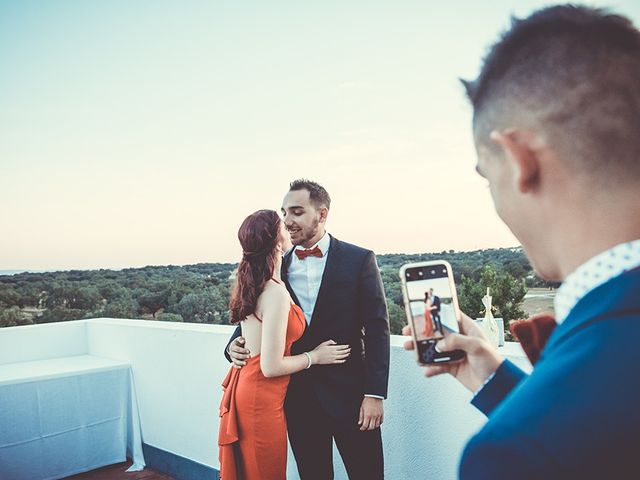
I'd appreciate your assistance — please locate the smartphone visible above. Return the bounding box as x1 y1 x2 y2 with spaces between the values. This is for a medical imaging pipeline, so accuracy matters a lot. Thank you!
399 260 465 364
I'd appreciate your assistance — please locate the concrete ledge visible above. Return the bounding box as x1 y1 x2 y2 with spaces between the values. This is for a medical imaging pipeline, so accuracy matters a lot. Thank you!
143 443 219 480
0 319 532 479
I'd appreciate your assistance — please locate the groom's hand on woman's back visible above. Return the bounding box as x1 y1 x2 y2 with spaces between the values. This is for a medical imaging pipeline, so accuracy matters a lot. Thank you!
228 337 251 369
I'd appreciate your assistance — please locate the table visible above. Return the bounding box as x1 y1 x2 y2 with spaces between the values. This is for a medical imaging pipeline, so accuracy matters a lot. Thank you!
0 355 145 480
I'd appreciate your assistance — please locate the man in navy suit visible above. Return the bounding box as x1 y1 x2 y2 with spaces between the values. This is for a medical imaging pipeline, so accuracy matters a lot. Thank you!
226 179 390 479
405 5 640 479
429 288 442 332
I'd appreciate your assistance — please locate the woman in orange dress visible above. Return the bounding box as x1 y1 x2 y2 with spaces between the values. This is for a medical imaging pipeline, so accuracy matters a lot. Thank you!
218 210 350 480
423 291 435 337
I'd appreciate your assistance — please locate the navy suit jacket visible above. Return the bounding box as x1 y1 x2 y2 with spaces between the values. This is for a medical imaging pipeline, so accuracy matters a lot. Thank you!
461 267 640 479
225 235 390 419
432 295 441 314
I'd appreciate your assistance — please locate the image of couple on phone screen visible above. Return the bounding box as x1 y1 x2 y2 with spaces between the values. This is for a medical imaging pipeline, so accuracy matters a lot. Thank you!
406 269 458 362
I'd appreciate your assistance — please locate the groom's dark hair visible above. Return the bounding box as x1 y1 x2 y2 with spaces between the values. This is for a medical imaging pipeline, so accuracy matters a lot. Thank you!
463 4 640 183
289 179 331 210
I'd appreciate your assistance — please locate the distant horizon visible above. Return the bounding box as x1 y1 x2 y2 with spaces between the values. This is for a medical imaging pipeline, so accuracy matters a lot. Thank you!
0 244 523 275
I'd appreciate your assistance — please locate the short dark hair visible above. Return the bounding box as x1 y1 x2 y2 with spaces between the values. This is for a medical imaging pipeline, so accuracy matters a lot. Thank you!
463 4 640 181
289 179 331 209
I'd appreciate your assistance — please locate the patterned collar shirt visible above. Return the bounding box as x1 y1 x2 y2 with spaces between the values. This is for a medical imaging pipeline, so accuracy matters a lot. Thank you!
287 232 331 325
554 239 640 324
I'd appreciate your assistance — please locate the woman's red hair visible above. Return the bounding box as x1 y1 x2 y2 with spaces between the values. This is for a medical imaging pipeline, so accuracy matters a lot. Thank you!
229 209 281 324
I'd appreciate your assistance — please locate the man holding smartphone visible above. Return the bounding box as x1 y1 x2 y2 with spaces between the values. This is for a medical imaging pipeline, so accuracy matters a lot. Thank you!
226 179 390 480
405 5 640 479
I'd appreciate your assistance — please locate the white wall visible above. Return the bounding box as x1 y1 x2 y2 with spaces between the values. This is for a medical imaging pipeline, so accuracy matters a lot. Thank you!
383 337 530 478
0 321 87 365
85 318 232 469
0 319 531 479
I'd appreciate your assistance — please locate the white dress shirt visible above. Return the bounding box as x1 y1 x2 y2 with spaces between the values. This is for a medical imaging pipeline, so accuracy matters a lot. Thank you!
288 232 331 325
554 239 640 324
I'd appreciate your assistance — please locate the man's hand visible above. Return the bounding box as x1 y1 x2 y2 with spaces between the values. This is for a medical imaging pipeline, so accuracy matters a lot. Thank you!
358 397 384 431
228 337 251 369
402 312 504 392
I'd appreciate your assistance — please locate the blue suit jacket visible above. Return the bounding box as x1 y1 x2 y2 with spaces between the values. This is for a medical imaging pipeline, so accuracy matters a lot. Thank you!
461 267 640 480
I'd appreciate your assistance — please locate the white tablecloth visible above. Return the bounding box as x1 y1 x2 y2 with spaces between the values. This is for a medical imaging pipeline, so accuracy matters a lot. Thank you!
0 355 145 480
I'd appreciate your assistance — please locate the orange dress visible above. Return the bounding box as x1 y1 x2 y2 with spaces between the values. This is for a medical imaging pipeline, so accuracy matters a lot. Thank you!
423 301 434 337
218 303 306 480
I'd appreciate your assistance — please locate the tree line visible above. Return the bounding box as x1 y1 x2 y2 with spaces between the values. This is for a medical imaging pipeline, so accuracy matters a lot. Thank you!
0 248 558 335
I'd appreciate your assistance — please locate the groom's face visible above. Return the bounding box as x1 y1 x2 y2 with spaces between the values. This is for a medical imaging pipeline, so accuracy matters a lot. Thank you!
281 189 325 248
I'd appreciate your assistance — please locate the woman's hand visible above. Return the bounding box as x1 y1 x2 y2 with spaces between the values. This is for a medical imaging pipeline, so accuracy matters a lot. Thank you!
309 340 351 365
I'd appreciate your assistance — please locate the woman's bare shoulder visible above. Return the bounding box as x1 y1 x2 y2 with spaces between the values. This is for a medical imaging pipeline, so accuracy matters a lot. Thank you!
258 281 290 308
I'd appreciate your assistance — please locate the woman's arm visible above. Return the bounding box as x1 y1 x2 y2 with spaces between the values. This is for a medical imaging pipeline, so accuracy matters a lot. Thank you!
260 288 310 377
259 287 351 378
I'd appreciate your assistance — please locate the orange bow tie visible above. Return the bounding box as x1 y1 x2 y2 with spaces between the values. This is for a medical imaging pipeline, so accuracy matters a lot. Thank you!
295 246 323 260
510 313 557 365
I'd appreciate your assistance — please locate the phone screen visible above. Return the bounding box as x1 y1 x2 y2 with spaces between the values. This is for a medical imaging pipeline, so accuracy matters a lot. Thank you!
402 262 464 363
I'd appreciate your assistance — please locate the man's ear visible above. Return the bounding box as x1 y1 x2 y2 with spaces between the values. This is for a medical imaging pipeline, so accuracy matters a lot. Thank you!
490 129 541 193
318 207 329 224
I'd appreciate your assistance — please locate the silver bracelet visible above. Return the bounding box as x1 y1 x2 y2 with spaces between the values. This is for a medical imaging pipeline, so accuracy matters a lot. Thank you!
303 352 312 369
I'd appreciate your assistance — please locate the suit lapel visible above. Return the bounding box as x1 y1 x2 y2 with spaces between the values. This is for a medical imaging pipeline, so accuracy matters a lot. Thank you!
281 249 301 307
310 235 340 324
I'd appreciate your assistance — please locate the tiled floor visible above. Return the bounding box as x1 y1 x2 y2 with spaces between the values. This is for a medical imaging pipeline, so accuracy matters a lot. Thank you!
65 461 175 480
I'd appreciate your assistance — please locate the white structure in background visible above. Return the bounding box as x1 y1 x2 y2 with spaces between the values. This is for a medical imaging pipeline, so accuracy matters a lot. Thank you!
481 288 500 347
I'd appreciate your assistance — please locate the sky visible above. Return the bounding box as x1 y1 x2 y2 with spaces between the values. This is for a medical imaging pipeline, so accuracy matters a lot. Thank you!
2 0 639 270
